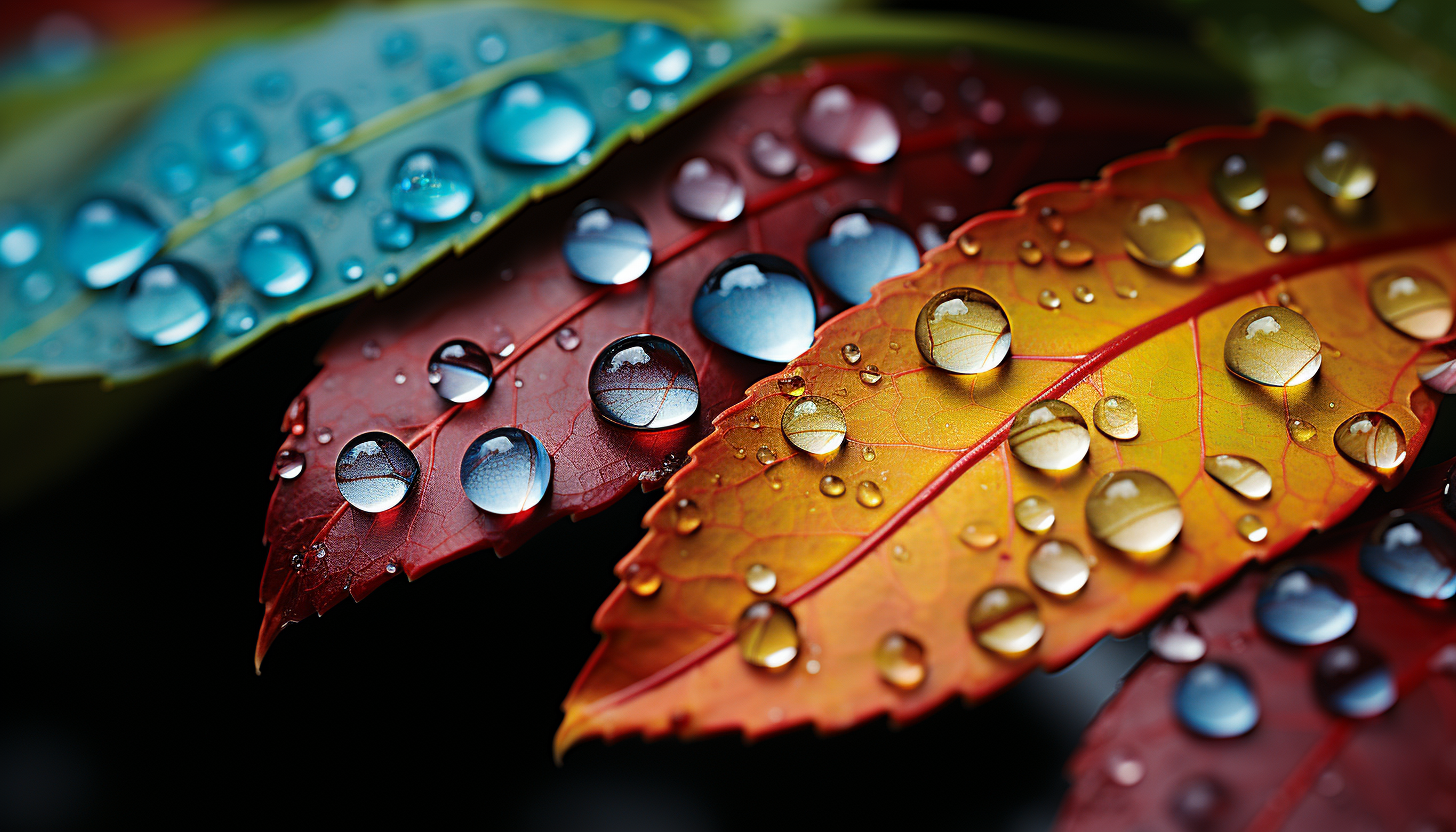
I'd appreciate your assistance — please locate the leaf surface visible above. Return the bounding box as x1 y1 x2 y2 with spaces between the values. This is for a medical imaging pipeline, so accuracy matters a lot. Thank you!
557 110 1453 755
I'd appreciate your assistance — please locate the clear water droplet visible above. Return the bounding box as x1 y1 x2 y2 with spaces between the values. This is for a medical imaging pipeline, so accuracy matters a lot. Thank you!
745 563 777 594
968 585 1044 657
338 257 365 283
62 197 165 288
1314 643 1396 717
1054 239 1093 268
275 448 304 480
393 370 407 385
799 84 899 165
378 29 419 67
382 268 398 286
335 431 419 512
1092 395 1138 440
475 30 507 64
624 87 652 111
1014 495 1055 533
589 334 699 429
1361 512 1456 599
1008 400 1089 470
1037 206 1065 234
1213 154 1268 213
625 562 661 596
670 157 744 222
1171 776 1230 829
123 261 214 345
840 343 862 365
859 365 882 385
240 222 314 297
1306 137 1376 200
1086 470 1183 558
554 327 580 351
200 105 265 172
148 144 199 196
221 301 258 335
1114 282 1138 299
781 395 847 454
703 40 731 67
1018 239 1044 266
1037 289 1060 309
747 414 762 430
16 270 53 304
460 427 552 514
373 211 414 252
1224 306 1322 386
1204 454 1272 499
1368 267 1452 339
748 131 798 177
309 155 360 201
1175 662 1259 738
563 199 652 285
1256 564 1356 645
1028 539 1090 596
807 206 919 304
385 562 398 575
733 447 747 459
298 91 353 145
693 254 815 362
1106 751 1145 786
959 523 999 549
856 480 883 508
1150 612 1206 663
818 475 845 497
1124 199 1205 271
1288 418 1318 443
479 76 595 166
875 632 927 689
1236 513 1268 542
1334 411 1407 471
391 148 474 222
956 235 981 257
427 339 494 403
755 445 776 466
670 497 701 535
314 426 333 444
735 600 799 671
618 22 691 86
915 288 1011 374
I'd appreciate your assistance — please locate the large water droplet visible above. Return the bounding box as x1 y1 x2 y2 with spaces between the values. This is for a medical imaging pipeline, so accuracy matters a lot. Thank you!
563 199 652 285
799 84 899 164
589 334 699 429
618 22 691 86
1361 512 1456 599
1314 644 1396 718
1150 612 1206 663
1368 267 1452 339
914 288 1011 374
856 480 883 508
807 206 919 305
148 144 199 196
625 562 660 596
745 563 777 594
200 105 265 172
1028 539 1090 596
1224 306 1322 386
427 339 494 402
240 222 314 296
781 395 846 454
1008 400 1090 471
62 197 165 288
1204 454 1272 499
309 155 360 201
123 261 214 345
1014 495 1055 533
1175 663 1259 738
669 157 744 222
875 632 927 689
1306 137 1376 200
335 431 419 512
1092 395 1138 440
298 91 353 145
748 131 798 177
391 148 474 223
1086 470 1183 558
373 211 415 251
275 448 304 480
460 427 552 514
1256 564 1357 645
1334 411 1407 471
478 76 595 166
968 585 1044 657
1212 154 1268 213
692 253 815 363
1124 199 1204 271
737 600 798 669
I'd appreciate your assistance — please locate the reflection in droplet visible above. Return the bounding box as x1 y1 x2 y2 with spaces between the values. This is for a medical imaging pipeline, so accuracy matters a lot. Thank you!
1212 154 1268 213
1037 289 1060 310
240 222 314 297
1360 512 1456 599
781 395 847 454
1092 395 1138 440
275 448 304 480
460 427 552 514
618 22 692 85
819 475 845 497
589 334 699 429
298 91 353 145
1305 137 1376 200
875 632 927 689
200 105 265 172
968 586 1043 657
391 148 474 223
778 375 806 397
123 261 214 345
1053 238 1093 267
1008 400 1089 470
856 481 883 508
1175 663 1259 738
745 563 777 594
309 155 361 201
62 197 165 288
959 523 999 549
671 497 701 535
335 431 419 512
427 339 494 403
373 211 414 252
221 302 258 335
859 365 882 385
1014 495 1055 533
625 562 661 596
1314 644 1396 718
1334 411 1407 471
748 131 798 177
1028 539 1090 596
737 600 798 669
807 207 920 304
1017 240 1044 267
798 84 900 165
1288 419 1318 444
1224 306 1322 386
692 254 815 362
1205 454 1272 499
1150 613 1206 663
915 288 1011 374
563 199 652 285
1085 470 1183 557
555 327 580 351
1368 267 1452 339
957 235 981 257
1123 199 1205 271
478 75 595 165
1256 564 1356 645
755 446 776 466
841 343 862 365
670 157 744 222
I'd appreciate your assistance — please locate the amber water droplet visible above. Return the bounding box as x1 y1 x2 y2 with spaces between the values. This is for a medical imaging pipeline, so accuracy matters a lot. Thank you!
781 395 847 454
841 343 862 365
733 447 747 459
859 364 882 385
745 563 778 594
673 497 702 535
283 396 308 436
1334 411 1407 471
1073 285 1095 303
875 632 927 689
1086 470 1184 558
888 341 900 351
1205 454 1272 499
626 563 661 597
1018 239 1044 266
1213 153 1268 213
769 477 783 491
1008 400 1089 470
1236 513 1268 542
747 414 762 430
1037 289 1060 310
959 523 999 549
819 475 846 497
1092 395 1139 440
956 235 981 257
778 375 806 397
1368 267 1453 339
862 446 876 461
1037 206 1065 234
1288 419 1318 443
1150 612 1206 663
1051 238 1093 268
1305 137 1376 200
1028 539 1090 596
968 586 1044 657
856 480 883 508
1014 495 1055 533
1224 306 1322 386
1114 283 1138 299
755 445 776 465
1260 224 1288 254
915 287 1012 374
736 600 799 669
1123 199 1205 271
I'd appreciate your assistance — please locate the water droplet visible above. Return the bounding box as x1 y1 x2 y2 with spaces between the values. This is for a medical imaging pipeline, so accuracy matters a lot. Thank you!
1037 289 1061 310
309 155 361 201
693 254 815 362
391 148 474 223
1361 512 1456 599
393 370 407 385
1306 137 1376 200
1123 199 1205 271
859 365 882 385
1107 751 1145 786
818 475 846 497
807 207 920 304
1368 267 1452 339
314 426 333 444
748 131 798 177
618 22 691 85
373 211 415 251
1175 662 1259 738
221 301 258 335
563 199 652 285
1150 613 1206 663
745 563 777 594
1114 283 1138 299
460 427 552 514
1334 411 1407 471
1288 419 1318 443
1236 513 1268 542
382 269 398 286
378 28 419 66
1053 239 1093 267
589 334 699 429
1255 564 1356 645
61 197 165 288
956 235 981 257
554 327 580 351
959 523 999 549
1281 207 1326 254
781 395 847 454
915 288 1011 374
840 343 862 365
625 562 660 596
1212 154 1268 213
1314 643 1396 717
475 30 507 64
335 431 419 512
856 481 883 508
1014 495 1056 533
275 448 304 480
425 48 466 89
737 600 798 669
755 445 776 465
669 157 744 222
298 91 353 145
1090 395 1138 440
148 144 199 196
1171 776 1230 829
200 105 265 172
1023 86 1061 124
1008 400 1089 471
1204 454 1272 499
672 497 701 535
1028 539 1090 596
240 222 314 297
798 84 899 164
479 76 595 165
1224 306 1322 386
1037 206 1065 234
1086 470 1183 558
968 585 1044 657
1017 240 1044 266
16 270 53 304
123 261 214 345
425 339 494 403
875 632 927 689
384 562 398 575
337 257 365 283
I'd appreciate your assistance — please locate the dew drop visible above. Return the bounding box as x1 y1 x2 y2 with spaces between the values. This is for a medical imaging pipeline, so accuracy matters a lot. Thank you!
798 84 899 164
554 327 580 351
1017 240 1044 266
314 426 333 444
618 22 691 85
200 105 265 172
335 431 419 512
1032 290 1058 311
755 445 776 465
298 91 353 146
1053 238 1093 268
859 365 883 385
478 75 595 165
745 563 777 594
1008 400 1089 470
1360 512 1456 599
378 28 419 67
221 302 258 335
240 222 314 297
862 446 876 462
61 197 165 289
968 586 1044 657
1114 282 1138 299
1107 752 1145 786
309 155 361 201
16 270 53 304
1204 454 1272 499
1236 513 1268 542
819 475 845 497
914 288 1011 374
148 144 199 196
959 523 999 549
625 562 661 596
1288 419 1318 443
748 131 798 177
1281 207 1326 254
1028 539 1090 596
373 211 415 251
390 148 474 223
1150 612 1206 663
1091 395 1138 440
1314 643 1396 718
1224 306 1322 386
460 427 552 514
475 29 507 64
1014 495 1056 534
1334 411 1407 471
382 268 398 286
669 157 744 222
563 199 652 285
672 497 701 535
1086 470 1183 558
841 343 862 365
781 395 847 454
737 600 798 669
426 339 494 403
807 206 920 304
122 260 214 345
856 480 883 508
733 447 747 460
875 632 927 689
1368 267 1452 339
1174 662 1259 738
1305 137 1376 200
275 448 304 480
1123 199 1205 271
1213 154 1268 213
1037 206 1065 234
1255 564 1356 645
589 334 699 429
959 140 992 175
777 375 806 397
693 254 815 362
384 562 398 575
956 235 981 257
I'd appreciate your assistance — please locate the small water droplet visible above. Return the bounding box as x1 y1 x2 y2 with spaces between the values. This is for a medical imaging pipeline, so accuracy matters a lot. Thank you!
378 28 419 67
1106 751 1145 786
308 155 360 202
283 399 309 436
798 84 899 164
240 222 314 297
275 448 304 480
745 414 762 430
624 87 652 111
62 197 165 288
1091 395 1138 440
200 105 265 172
748 131 798 177
862 446 876 462
1037 289 1060 310
148 144 198 196
1368 267 1452 339
1054 239 1093 268
1288 419 1318 443
1008 400 1089 470
915 288 1011 374
385 562 398 575
818 475 845 497
589 334 699 429
551 326 580 352
1334 411 1407 471
1124 199 1205 271
1305 137 1376 200
314 427 333 444
1037 206 1065 234
16 270 53 304
781 395 847 454
221 301 258 335
1014 495 1056 533
390 148 473 223
372 211 415 251
1213 154 1268 213
1150 612 1206 663
959 523 999 549
733 447 747 459
1224 306 1322 386
382 268 399 286
1017 239 1044 266
425 48 466 89
693 254 815 362
958 137 993 175
298 91 353 146
392 370 407 385
1280 207 1326 254
703 40 731 67
618 22 691 85
1236 513 1268 542
1255 564 1356 645
1314 643 1396 717
856 481 883 508
460 427 552 514
1171 776 1230 829
479 76 595 165
840 343 862 365
1204 454 1271 499
859 365 882 385
338 257 365 283
475 30 507 64
755 445 776 465
671 497 701 535
1361 512 1456 599
1028 539 1090 596
808 206 920 304
1086 470 1183 558
956 235 981 257
1114 282 1139 299
625 562 661 596
1175 662 1259 738
426 339 493 403
335 431 419 512
777 375 806 397
737 600 798 669
745 563 777 594
561 198 653 286
875 632 927 689
121 261 214 346
968 585 1044 657
670 157 744 222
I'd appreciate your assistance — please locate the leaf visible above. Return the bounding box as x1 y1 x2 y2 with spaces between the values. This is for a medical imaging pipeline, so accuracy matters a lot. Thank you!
1054 460 1456 832
0 3 787 383
556 110 1453 756
254 50 1248 666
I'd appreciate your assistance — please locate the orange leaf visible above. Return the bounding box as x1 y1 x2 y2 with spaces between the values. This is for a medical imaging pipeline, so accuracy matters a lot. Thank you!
558 110 1454 756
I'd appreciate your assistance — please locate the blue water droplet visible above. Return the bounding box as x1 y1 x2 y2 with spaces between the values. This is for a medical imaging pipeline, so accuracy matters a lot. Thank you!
200 105 265 172
378 29 420 67
297 91 353 146
17 271 54 304
338 256 365 283
618 22 692 86
252 70 294 106
475 30 507 64
1254 564 1357 646
703 40 732 68
123 260 214 345
1360 512 1456 599
693 254 815 363
373 211 415 251
460 427 552 514
670 157 744 222
336 431 419 513
807 206 920 304
563 199 651 285
625 87 652 112
478 75 595 166
309 155 361 201
239 222 314 297
427 339 494 402
221 301 258 335
0 206 43 268
426 49 466 89
1174 662 1260 738
149 144 199 196
61 197 165 288
390 148 474 223
589 334 699 429
1314 644 1396 718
